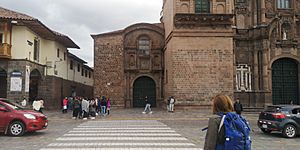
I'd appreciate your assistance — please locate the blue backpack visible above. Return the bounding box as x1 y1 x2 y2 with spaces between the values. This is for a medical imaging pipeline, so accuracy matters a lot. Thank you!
216 112 251 150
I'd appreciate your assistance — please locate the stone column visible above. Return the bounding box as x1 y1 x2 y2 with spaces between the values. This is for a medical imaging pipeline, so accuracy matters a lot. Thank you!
252 0 257 26
253 50 259 91
262 48 272 105
261 0 266 24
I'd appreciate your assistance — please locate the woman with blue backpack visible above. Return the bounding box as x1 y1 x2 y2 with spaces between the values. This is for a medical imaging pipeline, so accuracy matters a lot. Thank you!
204 94 251 150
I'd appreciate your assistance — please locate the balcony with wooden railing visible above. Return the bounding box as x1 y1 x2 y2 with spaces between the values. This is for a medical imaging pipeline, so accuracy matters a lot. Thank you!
0 43 12 59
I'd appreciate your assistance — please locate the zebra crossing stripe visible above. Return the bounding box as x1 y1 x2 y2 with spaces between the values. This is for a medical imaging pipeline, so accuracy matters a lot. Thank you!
64 133 181 136
78 124 167 128
69 130 176 133
41 148 203 150
73 127 171 130
56 137 188 141
48 142 196 146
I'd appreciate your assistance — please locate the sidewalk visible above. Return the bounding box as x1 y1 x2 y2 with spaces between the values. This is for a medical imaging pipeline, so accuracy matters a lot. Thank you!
44 108 260 121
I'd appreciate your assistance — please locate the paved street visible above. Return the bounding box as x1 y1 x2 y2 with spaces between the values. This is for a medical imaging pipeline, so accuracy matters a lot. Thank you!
0 108 300 150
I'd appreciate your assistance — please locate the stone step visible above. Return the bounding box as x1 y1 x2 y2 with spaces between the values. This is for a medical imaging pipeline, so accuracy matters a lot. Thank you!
243 107 264 113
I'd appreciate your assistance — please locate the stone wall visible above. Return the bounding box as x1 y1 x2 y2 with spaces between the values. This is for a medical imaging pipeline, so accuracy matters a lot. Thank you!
93 33 125 107
165 36 234 106
0 59 93 109
40 76 94 110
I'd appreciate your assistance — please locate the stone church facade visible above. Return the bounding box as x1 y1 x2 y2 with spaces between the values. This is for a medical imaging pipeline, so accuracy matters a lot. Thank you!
93 0 300 108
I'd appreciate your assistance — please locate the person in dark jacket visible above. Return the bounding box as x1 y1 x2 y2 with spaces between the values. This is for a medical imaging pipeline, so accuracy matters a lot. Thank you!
204 94 234 150
142 96 152 114
234 98 243 115
72 98 81 119
101 96 107 115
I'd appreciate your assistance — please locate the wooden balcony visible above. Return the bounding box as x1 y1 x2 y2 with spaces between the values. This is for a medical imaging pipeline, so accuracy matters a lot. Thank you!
0 43 12 59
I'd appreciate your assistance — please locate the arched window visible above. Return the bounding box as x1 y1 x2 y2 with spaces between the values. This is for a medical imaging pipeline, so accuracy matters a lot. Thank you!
138 36 150 55
277 0 291 9
195 0 210 13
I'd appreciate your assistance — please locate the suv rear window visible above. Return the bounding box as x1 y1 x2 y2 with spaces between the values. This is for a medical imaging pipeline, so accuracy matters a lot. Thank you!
265 106 290 114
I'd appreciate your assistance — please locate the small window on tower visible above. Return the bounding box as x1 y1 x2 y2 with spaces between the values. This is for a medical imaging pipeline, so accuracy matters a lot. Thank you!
277 0 291 9
195 0 210 13
236 0 245 3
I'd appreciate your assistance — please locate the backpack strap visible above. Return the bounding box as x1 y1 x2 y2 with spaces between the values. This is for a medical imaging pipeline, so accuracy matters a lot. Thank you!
218 115 226 133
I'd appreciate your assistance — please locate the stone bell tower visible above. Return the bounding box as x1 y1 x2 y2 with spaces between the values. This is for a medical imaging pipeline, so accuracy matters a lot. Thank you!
162 0 235 106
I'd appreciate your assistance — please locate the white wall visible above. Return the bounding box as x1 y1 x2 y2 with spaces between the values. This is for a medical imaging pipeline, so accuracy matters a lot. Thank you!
10 25 93 86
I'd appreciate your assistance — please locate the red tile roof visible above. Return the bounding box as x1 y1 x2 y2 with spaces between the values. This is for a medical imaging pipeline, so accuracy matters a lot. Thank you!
0 6 79 49
0 6 35 20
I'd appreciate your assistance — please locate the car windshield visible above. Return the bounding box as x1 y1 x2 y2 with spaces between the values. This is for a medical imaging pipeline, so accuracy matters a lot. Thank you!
2 100 24 110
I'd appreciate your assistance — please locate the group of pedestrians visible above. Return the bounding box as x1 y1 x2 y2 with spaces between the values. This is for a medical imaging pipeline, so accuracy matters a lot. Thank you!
62 96 111 120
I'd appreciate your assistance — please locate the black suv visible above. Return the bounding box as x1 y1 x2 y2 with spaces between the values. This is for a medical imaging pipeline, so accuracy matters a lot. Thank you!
257 105 300 138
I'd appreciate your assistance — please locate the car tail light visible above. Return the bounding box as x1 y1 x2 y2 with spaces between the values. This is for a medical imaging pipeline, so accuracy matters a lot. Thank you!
272 113 285 119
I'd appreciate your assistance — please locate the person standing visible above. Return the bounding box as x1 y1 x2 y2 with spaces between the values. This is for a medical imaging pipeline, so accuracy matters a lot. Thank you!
234 98 243 115
72 98 81 119
143 96 152 114
204 94 251 150
32 99 41 112
39 98 44 113
101 96 107 115
169 96 175 112
204 94 234 150
167 97 170 112
89 98 96 119
81 98 89 120
107 98 111 115
62 97 68 113
21 96 27 107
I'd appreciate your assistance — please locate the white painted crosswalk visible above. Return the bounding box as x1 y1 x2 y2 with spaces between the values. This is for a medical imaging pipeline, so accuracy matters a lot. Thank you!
41 120 203 150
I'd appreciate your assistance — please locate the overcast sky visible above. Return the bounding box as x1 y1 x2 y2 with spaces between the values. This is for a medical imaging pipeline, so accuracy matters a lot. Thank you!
0 0 163 67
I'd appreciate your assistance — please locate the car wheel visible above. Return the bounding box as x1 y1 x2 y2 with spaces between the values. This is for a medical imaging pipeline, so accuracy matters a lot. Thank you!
260 128 272 134
283 124 297 138
8 121 25 136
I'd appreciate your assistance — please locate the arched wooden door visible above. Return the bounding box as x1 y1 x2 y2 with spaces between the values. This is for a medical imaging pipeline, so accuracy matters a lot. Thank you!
29 69 41 102
133 76 156 107
272 58 299 104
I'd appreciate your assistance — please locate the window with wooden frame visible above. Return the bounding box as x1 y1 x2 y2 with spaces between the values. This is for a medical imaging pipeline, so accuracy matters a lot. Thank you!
277 0 291 9
70 60 73 70
57 49 60 58
138 36 150 55
33 38 40 61
195 0 210 13
77 63 80 72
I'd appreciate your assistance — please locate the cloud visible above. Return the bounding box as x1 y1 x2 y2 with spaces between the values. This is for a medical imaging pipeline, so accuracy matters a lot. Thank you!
0 0 163 67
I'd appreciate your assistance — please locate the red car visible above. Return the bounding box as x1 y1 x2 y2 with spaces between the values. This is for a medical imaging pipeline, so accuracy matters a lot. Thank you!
0 98 48 136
